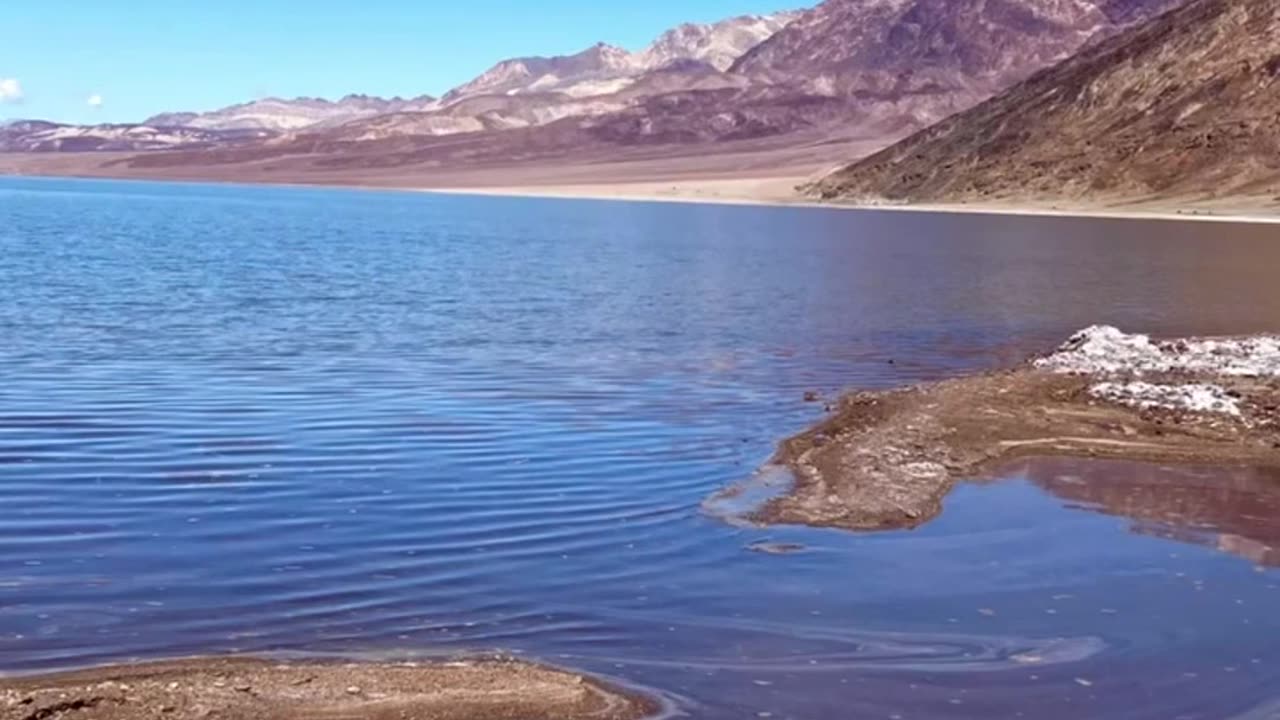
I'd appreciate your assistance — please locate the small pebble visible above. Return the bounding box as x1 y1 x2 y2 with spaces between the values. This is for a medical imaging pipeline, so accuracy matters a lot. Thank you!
345 686 362 695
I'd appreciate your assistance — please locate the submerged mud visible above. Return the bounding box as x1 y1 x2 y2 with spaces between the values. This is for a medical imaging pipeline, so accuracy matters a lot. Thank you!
0 657 656 720
736 327 1280 532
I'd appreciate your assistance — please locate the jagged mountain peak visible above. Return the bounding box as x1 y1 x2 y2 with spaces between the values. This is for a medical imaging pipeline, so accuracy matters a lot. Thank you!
443 10 799 101
636 11 802 71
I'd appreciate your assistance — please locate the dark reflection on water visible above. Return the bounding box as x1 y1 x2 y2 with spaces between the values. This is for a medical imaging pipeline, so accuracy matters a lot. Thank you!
2 177 1279 718
1011 459 1280 567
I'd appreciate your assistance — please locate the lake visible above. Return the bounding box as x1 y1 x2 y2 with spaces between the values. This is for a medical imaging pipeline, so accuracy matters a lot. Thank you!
1 176 1278 719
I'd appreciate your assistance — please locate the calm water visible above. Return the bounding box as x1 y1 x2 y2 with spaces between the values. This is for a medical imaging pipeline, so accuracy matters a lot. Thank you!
2 176 1279 719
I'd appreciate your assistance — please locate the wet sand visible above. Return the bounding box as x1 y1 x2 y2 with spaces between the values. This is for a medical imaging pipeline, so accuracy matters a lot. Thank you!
0 657 656 720
724 329 1280 532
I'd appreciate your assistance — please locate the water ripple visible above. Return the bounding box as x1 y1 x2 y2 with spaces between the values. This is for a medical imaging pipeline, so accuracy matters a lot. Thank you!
3 178 1280 718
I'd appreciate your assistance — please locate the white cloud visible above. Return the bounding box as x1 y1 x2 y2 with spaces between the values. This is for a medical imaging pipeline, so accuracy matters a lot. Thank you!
0 78 22 104
87 93 104 108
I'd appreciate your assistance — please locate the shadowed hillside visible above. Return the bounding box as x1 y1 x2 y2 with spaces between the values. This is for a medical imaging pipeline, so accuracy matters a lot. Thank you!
810 0 1280 206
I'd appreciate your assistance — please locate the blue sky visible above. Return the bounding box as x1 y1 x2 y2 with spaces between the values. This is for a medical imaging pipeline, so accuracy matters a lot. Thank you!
0 0 796 125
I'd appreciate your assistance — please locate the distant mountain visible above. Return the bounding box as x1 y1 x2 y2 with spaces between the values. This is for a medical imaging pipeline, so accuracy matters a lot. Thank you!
145 94 438 132
442 12 798 101
326 93 633 141
731 0 1186 130
363 0 1182 147
113 12 796 142
0 121 272 152
808 0 1279 205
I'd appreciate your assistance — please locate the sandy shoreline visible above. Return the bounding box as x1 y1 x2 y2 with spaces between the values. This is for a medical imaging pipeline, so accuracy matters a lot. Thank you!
0 656 658 720
416 181 1280 224
4 146 1280 223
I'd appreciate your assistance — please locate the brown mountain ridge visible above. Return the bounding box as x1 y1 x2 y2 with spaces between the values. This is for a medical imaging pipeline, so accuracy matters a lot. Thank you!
810 0 1280 207
5 0 1183 168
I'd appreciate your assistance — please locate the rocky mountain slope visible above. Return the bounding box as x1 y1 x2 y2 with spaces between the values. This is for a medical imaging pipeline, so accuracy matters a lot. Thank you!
145 94 438 132
809 0 1280 204
732 0 1185 129
442 12 798 101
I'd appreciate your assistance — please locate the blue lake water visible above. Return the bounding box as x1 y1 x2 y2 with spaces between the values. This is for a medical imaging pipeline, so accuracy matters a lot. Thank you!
2 176 1279 719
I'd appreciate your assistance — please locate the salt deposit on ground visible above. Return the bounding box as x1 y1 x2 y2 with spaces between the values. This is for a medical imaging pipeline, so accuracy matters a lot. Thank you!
1035 325 1280 378
1089 381 1242 416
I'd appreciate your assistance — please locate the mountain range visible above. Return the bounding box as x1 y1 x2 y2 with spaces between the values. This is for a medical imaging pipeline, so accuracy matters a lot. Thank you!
9 0 1266 214
1 0 1179 155
444 12 798 101
144 95 440 132
1 11 795 149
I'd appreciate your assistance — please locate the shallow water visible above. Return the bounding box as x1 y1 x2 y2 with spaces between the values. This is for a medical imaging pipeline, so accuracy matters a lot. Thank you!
2 176 1279 718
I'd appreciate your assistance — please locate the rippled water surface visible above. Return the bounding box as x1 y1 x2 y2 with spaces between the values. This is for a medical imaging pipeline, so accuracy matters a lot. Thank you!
3 177 1280 719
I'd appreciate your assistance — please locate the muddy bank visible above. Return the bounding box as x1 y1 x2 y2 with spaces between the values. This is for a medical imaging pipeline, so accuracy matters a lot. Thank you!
734 327 1280 532
0 657 656 720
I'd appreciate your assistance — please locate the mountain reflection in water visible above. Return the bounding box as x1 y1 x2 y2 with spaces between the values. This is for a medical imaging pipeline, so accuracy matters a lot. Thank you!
1009 458 1280 566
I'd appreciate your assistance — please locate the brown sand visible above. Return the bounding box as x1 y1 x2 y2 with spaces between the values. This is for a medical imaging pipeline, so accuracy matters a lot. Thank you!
4 149 1280 222
0 657 657 720
734 365 1280 533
